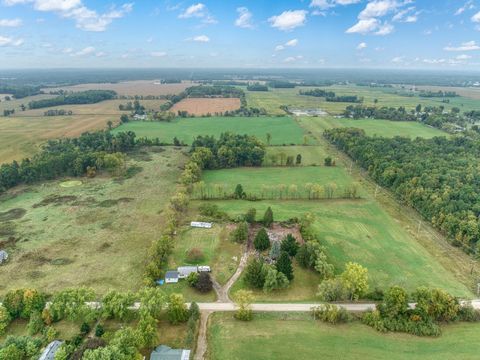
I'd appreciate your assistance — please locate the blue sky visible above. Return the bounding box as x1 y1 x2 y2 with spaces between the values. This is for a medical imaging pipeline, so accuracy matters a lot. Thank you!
0 0 480 69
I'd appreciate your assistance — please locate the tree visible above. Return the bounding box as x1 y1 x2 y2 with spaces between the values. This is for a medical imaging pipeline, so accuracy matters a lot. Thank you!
0 305 10 336
187 272 199 287
341 262 369 300
234 184 246 199
137 287 166 320
27 311 44 335
276 251 294 280
167 294 189 324
379 286 409 319
324 157 333 166
296 154 302 165
254 228 270 251
136 313 157 349
120 114 129 123
195 272 213 293
244 258 267 289
107 120 113 130
412 287 459 322
263 207 274 227
95 324 105 338
48 288 96 322
280 234 299 256
266 133 271 145
234 290 254 321
102 290 135 321
317 278 347 301
263 266 289 293
269 241 281 260
231 221 248 243
244 208 256 223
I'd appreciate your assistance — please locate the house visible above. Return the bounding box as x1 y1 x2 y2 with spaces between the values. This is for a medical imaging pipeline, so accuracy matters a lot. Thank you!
133 114 147 120
197 265 211 273
39 340 63 360
190 221 212 229
177 266 198 279
0 250 8 264
165 271 179 284
150 345 190 360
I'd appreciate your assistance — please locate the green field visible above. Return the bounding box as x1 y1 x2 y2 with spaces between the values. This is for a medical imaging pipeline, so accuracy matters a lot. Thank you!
200 166 358 199
264 145 334 166
0 147 186 296
207 313 480 360
245 85 480 116
112 117 310 145
298 116 447 139
195 199 472 297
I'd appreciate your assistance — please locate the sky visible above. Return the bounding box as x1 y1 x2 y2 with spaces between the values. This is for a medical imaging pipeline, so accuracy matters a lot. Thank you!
0 0 480 69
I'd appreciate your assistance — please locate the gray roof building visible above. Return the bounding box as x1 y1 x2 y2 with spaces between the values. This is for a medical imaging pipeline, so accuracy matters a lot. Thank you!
39 340 63 360
177 266 198 278
0 250 8 264
150 345 191 360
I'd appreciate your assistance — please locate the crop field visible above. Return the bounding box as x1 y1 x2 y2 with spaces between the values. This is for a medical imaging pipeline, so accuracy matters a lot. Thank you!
171 98 241 116
0 94 55 113
112 116 310 145
245 85 480 116
196 197 472 297
41 80 193 96
207 313 480 360
298 116 447 139
200 166 358 199
0 147 187 296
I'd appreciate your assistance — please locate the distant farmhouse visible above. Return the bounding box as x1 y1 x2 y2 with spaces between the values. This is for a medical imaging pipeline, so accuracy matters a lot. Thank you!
0 250 8 264
150 345 190 360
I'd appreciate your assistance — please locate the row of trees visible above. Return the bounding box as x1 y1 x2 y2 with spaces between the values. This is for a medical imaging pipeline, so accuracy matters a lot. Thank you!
44 109 73 116
0 85 41 99
299 88 336 98
0 131 136 193
28 90 117 109
418 90 458 98
324 127 480 254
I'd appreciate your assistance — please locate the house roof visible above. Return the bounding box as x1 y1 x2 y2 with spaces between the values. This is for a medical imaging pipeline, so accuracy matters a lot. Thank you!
151 345 191 360
39 340 63 360
165 271 179 279
177 266 197 274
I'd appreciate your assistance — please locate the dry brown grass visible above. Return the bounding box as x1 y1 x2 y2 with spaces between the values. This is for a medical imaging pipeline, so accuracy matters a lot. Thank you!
42 80 193 96
171 98 241 116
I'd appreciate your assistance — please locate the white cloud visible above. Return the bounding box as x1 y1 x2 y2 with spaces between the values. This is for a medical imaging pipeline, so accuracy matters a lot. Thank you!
74 46 95 56
392 7 418 23
151 51 167 57
444 41 480 51
0 18 22 27
357 42 367 50
235 7 253 29
456 1 474 16
456 54 472 60
179 3 216 24
472 11 480 22
375 22 394 35
391 56 405 63
359 0 399 20
283 55 303 63
346 18 379 34
275 39 298 51
268 10 307 31
189 35 210 42
3 1 133 32
0 35 23 46
62 47 72 53
310 0 361 10
95 51 106 57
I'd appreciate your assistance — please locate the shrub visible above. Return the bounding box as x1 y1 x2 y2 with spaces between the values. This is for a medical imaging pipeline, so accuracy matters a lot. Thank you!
263 207 274 227
234 290 254 321
263 266 289 293
95 324 105 338
198 203 219 217
187 272 200 287
276 251 294 281
244 208 257 223
317 278 347 302
244 258 267 289
254 228 270 251
195 272 213 293
27 312 44 335
312 304 350 324
231 222 249 244
457 304 480 322
0 305 11 336
269 241 281 260
280 234 298 256
341 262 369 300
186 248 205 264
80 322 91 335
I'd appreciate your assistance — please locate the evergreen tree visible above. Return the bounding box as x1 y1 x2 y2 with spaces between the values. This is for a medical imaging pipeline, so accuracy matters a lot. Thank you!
244 258 266 289
232 221 249 243
296 154 302 165
263 207 274 227
269 241 281 260
281 234 299 256
234 184 246 199
276 251 294 280
244 208 257 223
254 228 270 251
263 266 289 293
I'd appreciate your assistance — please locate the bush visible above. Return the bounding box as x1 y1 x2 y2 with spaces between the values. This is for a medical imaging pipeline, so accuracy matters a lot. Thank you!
263 207 274 227
276 251 294 281
231 222 249 244
94 324 105 338
312 304 350 324
457 304 480 322
366 288 384 301
263 266 289 293
80 322 91 335
198 203 219 217
280 234 299 256
254 228 270 251
317 278 347 301
186 248 205 264
187 272 200 287
27 312 44 335
244 208 257 223
195 272 213 293
244 258 267 289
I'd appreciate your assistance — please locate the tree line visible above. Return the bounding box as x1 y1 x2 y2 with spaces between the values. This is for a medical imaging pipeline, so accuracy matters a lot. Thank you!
324 127 480 254
418 90 458 98
0 85 42 99
28 90 117 109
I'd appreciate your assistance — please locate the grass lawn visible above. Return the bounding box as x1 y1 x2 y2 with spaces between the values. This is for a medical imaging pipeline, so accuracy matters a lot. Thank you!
264 145 334 167
207 312 480 360
298 116 447 139
112 116 310 145
197 199 472 297
199 166 358 199
0 147 187 296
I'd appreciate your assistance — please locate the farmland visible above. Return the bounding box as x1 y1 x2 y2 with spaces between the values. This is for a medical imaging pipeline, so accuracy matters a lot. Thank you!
112 116 310 145
0 147 187 296
207 312 480 360
171 98 241 116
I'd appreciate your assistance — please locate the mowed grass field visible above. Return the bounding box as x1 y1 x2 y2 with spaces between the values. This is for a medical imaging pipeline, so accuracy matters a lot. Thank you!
196 196 472 296
245 85 480 115
0 147 187 296
207 313 480 360
264 145 333 166
112 116 310 145
298 116 447 139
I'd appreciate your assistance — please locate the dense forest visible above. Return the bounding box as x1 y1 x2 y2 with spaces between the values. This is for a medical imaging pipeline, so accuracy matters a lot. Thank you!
246 84 269 91
299 88 336 98
0 85 42 99
326 95 362 103
324 128 480 254
28 90 117 109
191 133 266 169
418 90 458 98
0 131 136 193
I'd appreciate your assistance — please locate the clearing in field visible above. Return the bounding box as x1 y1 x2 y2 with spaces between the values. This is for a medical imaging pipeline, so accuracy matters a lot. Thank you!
112 116 310 145
0 147 187 296
171 98 241 116
207 312 480 360
298 116 447 139
264 146 334 167
41 80 193 96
